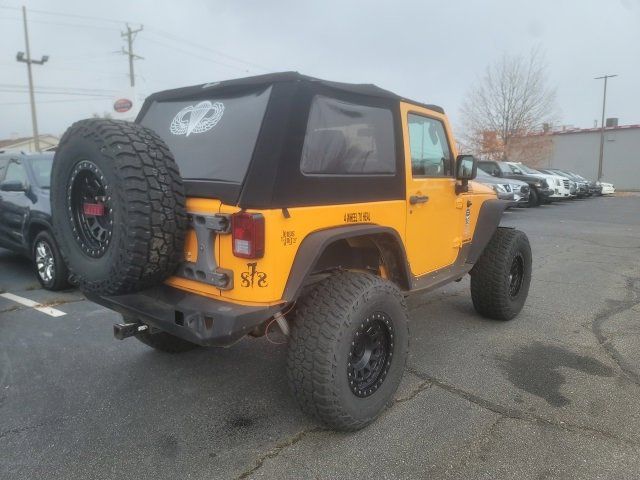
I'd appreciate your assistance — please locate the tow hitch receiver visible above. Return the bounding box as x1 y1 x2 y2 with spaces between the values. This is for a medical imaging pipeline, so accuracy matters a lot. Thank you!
113 322 149 340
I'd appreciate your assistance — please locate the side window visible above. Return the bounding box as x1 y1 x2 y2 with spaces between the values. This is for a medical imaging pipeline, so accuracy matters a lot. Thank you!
300 96 396 175
479 161 499 176
407 114 452 177
4 161 28 184
509 164 523 175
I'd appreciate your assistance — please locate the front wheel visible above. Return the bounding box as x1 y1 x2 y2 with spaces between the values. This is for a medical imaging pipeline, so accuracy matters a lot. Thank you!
470 228 532 321
287 272 409 431
32 230 70 291
528 188 539 207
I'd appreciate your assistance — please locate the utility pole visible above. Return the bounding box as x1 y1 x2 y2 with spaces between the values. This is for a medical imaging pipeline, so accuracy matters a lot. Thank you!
594 74 617 181
121 24 144 87
16 6 49 152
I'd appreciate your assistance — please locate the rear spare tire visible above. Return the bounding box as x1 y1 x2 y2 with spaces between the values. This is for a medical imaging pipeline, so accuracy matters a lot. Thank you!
51 119 187 296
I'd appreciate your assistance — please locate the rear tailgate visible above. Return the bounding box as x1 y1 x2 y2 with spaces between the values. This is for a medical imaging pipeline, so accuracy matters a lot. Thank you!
165 198 226 298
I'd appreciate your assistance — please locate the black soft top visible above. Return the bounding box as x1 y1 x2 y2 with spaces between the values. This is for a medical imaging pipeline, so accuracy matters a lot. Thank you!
137 72 444 208
141 71 444 115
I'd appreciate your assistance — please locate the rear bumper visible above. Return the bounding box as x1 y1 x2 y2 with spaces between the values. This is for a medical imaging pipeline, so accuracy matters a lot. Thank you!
87 285 281 347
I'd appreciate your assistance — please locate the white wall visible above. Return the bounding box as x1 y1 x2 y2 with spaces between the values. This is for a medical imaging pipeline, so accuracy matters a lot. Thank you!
550 128 640 190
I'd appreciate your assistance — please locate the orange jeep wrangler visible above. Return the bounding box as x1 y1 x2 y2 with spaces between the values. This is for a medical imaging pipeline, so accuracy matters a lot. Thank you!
51 72 531 430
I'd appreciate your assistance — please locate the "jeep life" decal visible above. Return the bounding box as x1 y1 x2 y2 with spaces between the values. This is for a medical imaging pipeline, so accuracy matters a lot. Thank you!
281 230 297 246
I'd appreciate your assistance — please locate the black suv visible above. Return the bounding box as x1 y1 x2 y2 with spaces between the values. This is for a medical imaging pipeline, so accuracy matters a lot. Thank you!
478 159 553 207
0 153 70 290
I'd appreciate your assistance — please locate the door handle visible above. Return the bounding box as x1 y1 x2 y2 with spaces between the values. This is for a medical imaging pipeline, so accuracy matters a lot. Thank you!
409 195 429 204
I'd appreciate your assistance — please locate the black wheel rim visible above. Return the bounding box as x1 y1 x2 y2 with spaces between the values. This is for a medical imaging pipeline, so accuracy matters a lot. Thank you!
508 253 525 298
67 161 112 258
348 312 394 398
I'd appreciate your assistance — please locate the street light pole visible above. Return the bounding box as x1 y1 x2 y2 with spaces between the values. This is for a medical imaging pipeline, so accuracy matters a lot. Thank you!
594 74 617 181
16 6 49 153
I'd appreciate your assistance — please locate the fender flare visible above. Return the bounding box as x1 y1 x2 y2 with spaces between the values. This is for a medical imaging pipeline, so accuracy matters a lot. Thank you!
23 218 53 255
465 199 510 265
282 225 411 302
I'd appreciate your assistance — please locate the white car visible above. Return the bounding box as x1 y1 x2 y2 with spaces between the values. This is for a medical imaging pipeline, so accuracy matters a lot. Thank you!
507 162 573 200
599 181 615 195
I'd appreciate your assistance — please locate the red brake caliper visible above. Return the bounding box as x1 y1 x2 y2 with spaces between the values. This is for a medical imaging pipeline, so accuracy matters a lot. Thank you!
82 203 105 217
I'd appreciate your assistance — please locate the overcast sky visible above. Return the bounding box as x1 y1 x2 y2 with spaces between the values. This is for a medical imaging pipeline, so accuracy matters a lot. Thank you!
1 0 639 140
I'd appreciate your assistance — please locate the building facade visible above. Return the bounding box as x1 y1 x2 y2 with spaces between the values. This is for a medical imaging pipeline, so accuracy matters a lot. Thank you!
508 125 640 191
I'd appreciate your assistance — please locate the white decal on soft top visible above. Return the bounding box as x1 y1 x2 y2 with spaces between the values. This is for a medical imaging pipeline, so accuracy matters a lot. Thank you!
170 100 224 136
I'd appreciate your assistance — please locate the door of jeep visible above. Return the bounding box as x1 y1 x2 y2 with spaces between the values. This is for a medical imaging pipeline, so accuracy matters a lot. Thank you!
401 104 462 276
0 158 31 252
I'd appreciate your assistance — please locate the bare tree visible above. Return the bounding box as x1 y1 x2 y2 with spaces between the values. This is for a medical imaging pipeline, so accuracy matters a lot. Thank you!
460 48 557 159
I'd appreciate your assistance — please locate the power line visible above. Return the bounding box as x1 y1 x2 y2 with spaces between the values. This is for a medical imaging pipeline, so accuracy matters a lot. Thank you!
0 97 108 106
0 89 114 98
0 63 129 78
0 15 122 31
1 5 272 72
140 36 254 74
0 83 119 94
0 5 136 26
52 56 126 66
145 28 271 72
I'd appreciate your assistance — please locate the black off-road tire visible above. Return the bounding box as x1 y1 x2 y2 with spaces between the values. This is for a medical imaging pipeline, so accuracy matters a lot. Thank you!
528 187 539 207
51 119 187 296
32 230 70 291
287 272 409 431
135 329 200 353
470 227 532 321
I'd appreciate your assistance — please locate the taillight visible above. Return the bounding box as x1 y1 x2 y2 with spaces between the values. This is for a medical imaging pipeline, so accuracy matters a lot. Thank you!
231 212 265 259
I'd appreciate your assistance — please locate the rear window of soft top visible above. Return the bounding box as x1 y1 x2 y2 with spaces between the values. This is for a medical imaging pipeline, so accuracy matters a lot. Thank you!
139 87 271 183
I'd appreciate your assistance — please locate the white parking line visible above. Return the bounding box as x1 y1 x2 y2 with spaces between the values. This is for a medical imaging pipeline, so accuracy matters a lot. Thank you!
0 293 66 317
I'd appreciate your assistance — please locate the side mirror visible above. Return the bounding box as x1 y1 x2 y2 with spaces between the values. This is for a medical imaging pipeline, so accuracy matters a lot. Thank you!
455 155 477 194
456 155 477 180
0 180 27 192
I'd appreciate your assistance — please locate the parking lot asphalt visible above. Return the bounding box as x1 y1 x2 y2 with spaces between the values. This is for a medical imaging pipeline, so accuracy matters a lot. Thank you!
1 195 639 480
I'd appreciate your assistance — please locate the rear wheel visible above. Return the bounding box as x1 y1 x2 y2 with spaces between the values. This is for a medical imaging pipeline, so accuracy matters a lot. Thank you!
32 230 70 291
470 228 531 321
287 272 409 431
